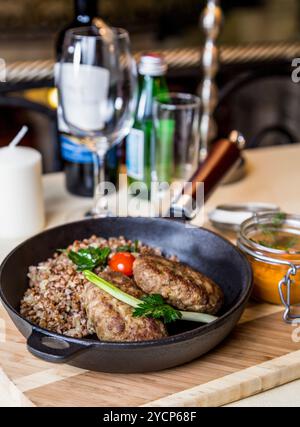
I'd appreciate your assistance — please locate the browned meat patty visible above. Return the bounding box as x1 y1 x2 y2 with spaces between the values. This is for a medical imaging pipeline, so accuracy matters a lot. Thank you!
133 255 223 315
82 271 167 342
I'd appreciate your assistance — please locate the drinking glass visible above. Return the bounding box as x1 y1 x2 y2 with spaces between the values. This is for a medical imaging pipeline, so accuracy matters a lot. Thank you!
58 26 137 216
153 93 201 184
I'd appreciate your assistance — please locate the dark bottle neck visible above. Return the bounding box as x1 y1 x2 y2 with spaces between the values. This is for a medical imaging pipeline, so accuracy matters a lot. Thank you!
74 0 98 23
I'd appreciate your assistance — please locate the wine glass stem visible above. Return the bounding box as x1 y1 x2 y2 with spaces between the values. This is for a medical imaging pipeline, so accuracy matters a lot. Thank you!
92 148 108 216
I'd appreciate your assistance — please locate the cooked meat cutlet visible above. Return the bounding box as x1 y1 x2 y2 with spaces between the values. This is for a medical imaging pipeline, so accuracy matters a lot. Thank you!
82 271 167 342
133 255 223 315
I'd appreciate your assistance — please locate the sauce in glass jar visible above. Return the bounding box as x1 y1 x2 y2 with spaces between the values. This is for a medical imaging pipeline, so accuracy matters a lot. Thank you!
237 213 300 310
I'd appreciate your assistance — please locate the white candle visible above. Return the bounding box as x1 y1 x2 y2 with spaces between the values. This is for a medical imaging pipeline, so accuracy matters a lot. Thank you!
0 146 45 239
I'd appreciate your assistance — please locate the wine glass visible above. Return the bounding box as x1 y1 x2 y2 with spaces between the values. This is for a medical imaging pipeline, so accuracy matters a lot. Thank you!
58 26 137 216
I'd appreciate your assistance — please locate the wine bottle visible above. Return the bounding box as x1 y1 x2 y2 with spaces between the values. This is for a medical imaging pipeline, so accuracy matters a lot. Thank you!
56 0 98 59
56 0 120 197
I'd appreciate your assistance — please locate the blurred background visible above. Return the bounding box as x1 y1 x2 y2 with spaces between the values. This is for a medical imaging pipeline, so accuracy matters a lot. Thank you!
0 0 300 172
0 0 299 59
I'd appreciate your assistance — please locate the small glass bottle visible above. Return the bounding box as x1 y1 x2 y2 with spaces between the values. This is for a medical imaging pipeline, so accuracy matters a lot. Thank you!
126 54 169 195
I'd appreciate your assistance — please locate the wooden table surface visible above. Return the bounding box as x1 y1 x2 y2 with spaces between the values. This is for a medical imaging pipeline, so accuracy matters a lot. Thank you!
1 143 300 407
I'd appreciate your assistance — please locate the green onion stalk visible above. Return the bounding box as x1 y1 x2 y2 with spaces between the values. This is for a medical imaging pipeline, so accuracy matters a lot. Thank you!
84 270 218 324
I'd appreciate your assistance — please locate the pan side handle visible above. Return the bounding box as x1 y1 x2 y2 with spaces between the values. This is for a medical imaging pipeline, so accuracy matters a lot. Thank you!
27 330 90 363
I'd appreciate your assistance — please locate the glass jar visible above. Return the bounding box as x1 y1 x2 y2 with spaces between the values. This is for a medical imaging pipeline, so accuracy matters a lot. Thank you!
237 213 300 322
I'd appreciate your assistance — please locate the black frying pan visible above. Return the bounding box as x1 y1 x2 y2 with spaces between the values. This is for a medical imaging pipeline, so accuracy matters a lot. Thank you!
0 138 253 373
0 217 252 373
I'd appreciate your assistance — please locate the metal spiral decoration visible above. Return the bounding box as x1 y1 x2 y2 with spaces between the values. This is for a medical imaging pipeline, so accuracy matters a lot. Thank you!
199 0 223 161
3 42 300 85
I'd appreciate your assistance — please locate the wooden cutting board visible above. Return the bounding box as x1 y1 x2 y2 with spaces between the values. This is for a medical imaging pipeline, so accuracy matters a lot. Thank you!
1 299 300 407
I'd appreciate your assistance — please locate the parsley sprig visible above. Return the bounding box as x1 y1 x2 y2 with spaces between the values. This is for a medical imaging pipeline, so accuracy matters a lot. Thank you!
67 246 111 271
133 294 182 323
257 212 299 251
116 240 139 253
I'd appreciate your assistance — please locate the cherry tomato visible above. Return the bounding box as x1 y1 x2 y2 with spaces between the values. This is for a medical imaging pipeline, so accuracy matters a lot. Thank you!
109 252 135 276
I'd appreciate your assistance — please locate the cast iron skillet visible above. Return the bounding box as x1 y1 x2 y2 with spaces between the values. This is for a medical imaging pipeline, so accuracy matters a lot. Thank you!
0 137 252 372
0 217 252 373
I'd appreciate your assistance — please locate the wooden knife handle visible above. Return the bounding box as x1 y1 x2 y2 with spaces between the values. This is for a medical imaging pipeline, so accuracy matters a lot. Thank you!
187 137 241 201
169 134 243 219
